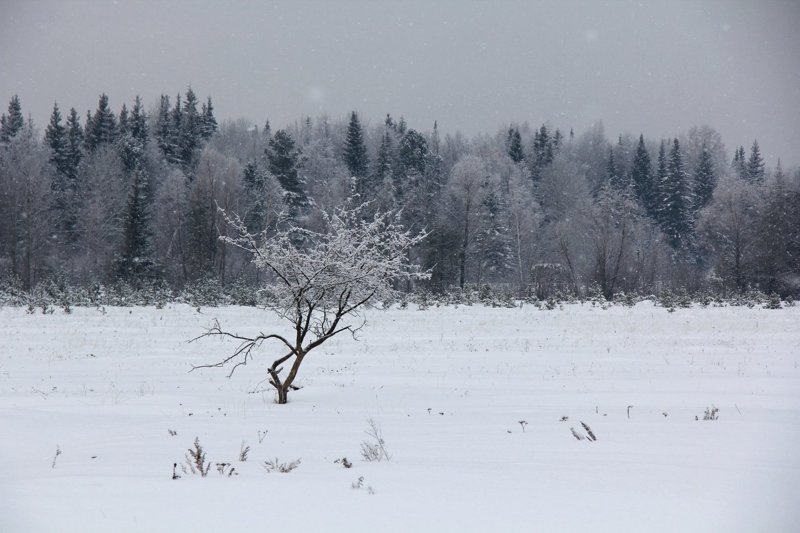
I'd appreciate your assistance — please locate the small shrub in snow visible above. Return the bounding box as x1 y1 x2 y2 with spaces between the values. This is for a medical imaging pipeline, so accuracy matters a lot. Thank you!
183 437 211 476
360 418 390 462
263 457 301 473
238 441 250 462
700 405 719 421
765 293 782 309
334 457 353 469
215 462 238 476
351 476 375 494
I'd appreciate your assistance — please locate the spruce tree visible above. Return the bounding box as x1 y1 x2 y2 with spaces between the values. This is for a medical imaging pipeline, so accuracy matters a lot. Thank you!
46 103 72 238
606 146 619 189
732 145 748 181
85 93 117 151
654 140 668 223
372 130 395 211
168 93 184 165
118 168 155 281
507 127 524 163
45 103 69 177
118 99 147 174
693 145 716 212
746 140 765 183
343 111 369 184
630 134 654 216
530 124 553 181
0 95 25 143
118 104 130 137
268 129 308 216
659 139 694 252
242 161 270 233
130 96 148 145
64 108 83 183
200 96 217 139
180 88 201 170
476 180 513 280
552 128 563 154
395 129 428 203
155 94 174 160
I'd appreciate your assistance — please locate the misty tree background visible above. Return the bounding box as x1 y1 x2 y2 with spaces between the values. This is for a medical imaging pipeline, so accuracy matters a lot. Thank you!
0 90 798 301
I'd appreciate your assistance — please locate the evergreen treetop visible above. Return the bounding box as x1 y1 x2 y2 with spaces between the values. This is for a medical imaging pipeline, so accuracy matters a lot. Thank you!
0 95 25 142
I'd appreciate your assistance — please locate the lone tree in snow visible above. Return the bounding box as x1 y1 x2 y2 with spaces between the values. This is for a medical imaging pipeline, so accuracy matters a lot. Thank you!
193 202 428 404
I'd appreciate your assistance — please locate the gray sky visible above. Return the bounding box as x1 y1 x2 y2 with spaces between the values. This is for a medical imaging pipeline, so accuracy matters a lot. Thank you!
2 0 799 166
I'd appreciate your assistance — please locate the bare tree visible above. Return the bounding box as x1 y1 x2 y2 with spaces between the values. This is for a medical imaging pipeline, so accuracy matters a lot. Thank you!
193 201 428 404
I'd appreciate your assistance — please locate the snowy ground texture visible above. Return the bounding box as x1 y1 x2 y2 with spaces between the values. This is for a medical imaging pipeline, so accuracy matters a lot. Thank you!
1 302 799 532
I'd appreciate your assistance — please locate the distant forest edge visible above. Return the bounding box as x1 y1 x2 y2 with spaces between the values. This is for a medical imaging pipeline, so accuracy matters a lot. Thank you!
1 89 798 302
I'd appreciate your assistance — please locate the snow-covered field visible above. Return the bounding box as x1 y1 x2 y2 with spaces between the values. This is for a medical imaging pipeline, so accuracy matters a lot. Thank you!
1 303 799 532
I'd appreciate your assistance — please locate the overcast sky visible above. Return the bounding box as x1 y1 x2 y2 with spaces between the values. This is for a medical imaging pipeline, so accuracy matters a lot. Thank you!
2 0 799 166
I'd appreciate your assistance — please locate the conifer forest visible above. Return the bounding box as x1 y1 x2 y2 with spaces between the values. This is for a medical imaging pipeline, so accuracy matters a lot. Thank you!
1 90 798 301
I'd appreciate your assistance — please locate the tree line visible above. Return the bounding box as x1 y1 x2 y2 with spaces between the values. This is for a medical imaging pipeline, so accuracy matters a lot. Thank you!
0 90 798 298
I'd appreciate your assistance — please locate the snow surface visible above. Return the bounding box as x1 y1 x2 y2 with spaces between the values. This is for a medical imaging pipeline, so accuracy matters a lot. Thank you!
1 303 799 532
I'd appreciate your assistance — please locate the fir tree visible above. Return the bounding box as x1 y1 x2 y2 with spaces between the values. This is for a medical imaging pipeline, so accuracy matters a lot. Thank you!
371 130 395 210
552 128 563 154
343 111 369 184
268 129 308 216
118 168 155 281
507 127 524 163
530 124 554 181
693 144 716 212
659 139 694 252
242 161 269 233
64 108 83 183
45 103 72 238
130 96 148 145
476 179 513 280
118 104 129 137
0 95 25 143
732 145 748 181
606 146 619 189
45 103 69 178
746 139 765 183
155 95 174 161
395 129 428 204
654 140 668 223
85 93 117 151
179 88 201 170
630 134 654 216
168 93 184 165
200 96 217 139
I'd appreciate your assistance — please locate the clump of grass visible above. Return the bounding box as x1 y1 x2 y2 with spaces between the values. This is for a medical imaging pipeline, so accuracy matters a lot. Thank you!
263 458 301 473
239 441 250 462
700 405 719 421
581 421 597 441
570 422 597 442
